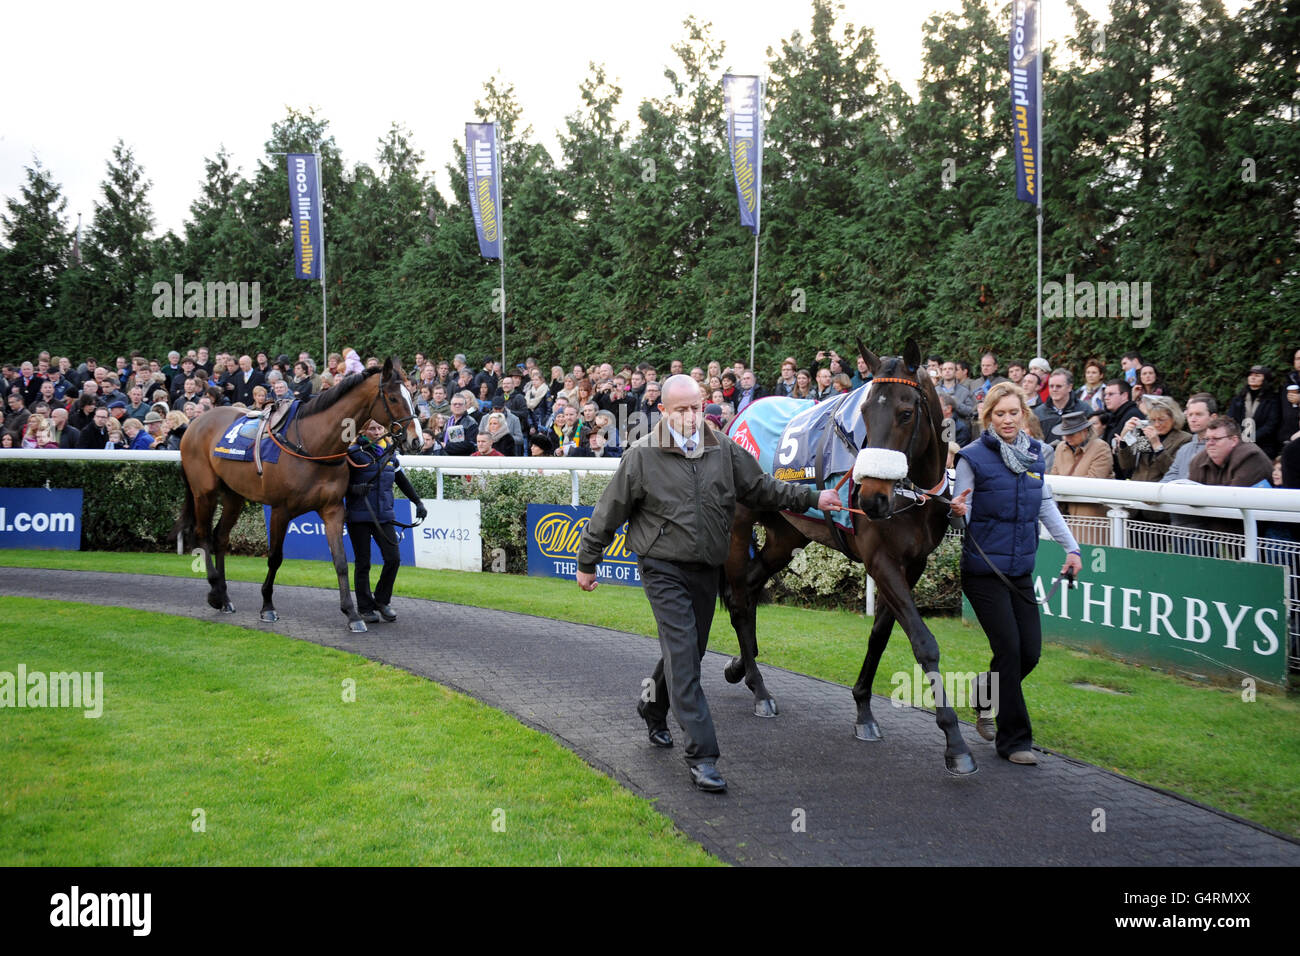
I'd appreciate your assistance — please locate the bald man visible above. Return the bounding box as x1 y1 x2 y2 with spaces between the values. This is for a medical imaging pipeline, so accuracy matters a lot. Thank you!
577 375 842 793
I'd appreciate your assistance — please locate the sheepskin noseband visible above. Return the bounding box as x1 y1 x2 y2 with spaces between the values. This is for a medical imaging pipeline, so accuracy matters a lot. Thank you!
853 448 909 481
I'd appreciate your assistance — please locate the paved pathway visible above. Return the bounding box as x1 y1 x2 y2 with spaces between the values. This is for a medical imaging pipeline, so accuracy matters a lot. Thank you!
3 568 1296 866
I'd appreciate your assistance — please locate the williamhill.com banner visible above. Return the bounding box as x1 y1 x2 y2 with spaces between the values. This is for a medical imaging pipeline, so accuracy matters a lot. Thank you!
1010 0 1040 204
287 153 323 279
526 504 641 587
724 74 762 234
465 123 503 259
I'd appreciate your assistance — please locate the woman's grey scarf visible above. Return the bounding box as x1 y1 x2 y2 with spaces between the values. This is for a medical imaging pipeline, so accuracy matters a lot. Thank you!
996 428 1038 474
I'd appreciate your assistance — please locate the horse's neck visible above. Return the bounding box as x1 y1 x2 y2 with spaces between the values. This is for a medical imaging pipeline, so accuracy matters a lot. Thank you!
313 380 377 452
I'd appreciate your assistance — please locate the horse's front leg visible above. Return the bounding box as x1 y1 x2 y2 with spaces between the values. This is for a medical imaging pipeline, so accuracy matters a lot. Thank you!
260 507 288 622
868 555 976 775
321 501 366 632
852 603 895 741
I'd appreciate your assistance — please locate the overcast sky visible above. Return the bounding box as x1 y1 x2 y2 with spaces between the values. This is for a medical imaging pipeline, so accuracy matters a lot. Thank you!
3 0 1160 237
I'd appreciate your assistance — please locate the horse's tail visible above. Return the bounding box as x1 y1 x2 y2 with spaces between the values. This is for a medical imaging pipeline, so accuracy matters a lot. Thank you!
171 464 196 554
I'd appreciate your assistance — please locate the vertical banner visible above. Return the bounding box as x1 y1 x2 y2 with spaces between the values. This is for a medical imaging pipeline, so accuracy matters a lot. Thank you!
287 153 324 279
724 74 762 234
1010 1 1040 204
465 123 503 260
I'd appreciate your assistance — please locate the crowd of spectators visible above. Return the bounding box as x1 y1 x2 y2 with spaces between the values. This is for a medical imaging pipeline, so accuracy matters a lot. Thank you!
5 344 1299 515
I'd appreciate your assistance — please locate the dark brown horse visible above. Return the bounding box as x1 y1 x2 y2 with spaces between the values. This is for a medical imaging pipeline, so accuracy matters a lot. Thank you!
178 358 423 632
721 339 976 774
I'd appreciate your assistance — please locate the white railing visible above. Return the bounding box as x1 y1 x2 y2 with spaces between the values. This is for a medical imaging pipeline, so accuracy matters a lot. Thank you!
0 449 618 507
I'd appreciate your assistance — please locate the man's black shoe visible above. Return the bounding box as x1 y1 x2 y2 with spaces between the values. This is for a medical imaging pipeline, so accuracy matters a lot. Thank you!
376 604 397 622
637 700 672 748
360 610 381 624
688 763 727 793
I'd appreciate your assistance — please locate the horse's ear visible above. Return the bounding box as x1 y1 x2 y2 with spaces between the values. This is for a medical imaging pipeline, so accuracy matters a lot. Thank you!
856 338 880 377
382 356 394 381
903 338 922 375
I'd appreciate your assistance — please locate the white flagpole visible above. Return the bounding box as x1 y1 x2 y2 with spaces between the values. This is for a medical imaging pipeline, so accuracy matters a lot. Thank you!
495 124 507 371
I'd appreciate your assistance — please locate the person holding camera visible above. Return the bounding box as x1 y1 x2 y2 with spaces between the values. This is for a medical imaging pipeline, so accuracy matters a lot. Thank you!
1101 379 1144 477
1115 395 1192 483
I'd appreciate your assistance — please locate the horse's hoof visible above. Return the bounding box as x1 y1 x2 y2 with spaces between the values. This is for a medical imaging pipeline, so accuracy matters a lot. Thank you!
206 593 223 610
854 719 883 741
259 610 278 623
753 698 778 718
724 656 745 684
349 620 368 633
945 752 978 776
221 602 235 614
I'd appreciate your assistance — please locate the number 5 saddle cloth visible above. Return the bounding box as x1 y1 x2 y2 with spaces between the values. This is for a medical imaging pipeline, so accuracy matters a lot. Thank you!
726 385 869 530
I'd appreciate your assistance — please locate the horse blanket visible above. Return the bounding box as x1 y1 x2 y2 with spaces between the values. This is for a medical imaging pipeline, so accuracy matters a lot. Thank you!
726 386 869 530
211 401 298 464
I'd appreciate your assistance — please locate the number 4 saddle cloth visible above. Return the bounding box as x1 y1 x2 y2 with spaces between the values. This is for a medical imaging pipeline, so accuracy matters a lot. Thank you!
726 385 869 531
212 401 300 465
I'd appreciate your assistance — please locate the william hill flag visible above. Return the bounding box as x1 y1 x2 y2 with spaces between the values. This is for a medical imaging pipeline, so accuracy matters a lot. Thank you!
1010 1 1040 204
724 75 762 234
465 123 503 260
288 153 323 280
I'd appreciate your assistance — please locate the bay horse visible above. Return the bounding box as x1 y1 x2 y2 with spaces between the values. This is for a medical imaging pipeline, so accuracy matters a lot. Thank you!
178 358 423 632
722 339 976 774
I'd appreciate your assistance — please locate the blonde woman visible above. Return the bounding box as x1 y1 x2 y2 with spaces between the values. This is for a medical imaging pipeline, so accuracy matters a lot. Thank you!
950 381 1081 765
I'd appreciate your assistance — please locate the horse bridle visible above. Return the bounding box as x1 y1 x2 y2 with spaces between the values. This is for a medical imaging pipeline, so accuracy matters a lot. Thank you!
849 374 949 518
272 375 418 465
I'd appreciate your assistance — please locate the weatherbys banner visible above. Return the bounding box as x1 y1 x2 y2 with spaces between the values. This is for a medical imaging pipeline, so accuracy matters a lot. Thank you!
724 74 762 234
287 153 323 279
964 541 1289 684
526 504 641 587
1010 0 1040 204
465 123 503 259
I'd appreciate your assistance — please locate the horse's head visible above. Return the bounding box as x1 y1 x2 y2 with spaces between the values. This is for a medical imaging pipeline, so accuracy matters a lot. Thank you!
376 357 424 454
851 337 944 520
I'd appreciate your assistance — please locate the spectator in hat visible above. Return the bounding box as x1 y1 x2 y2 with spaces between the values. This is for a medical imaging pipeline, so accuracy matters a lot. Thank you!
528 432 554 457
1227 364 1282 458
1048 410 1114 543
143 410 167 448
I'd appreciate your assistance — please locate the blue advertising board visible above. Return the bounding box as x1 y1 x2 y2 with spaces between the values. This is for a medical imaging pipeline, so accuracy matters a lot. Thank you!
264 501 417 565
526 504 641 587
0 488 82 550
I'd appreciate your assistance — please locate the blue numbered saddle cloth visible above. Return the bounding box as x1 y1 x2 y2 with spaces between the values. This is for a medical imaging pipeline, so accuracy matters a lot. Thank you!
212 402 298 463
726 386 868 530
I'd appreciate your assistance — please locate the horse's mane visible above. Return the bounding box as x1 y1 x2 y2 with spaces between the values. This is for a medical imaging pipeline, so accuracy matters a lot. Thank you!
297 367 382 419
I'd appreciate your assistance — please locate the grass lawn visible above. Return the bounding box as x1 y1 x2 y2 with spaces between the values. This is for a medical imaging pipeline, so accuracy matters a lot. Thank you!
0 597 719 866
4 549 1300 839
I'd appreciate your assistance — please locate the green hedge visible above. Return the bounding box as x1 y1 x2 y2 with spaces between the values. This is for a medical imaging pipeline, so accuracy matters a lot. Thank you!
0 460 959 611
